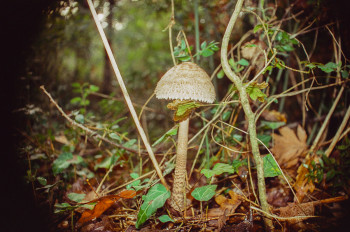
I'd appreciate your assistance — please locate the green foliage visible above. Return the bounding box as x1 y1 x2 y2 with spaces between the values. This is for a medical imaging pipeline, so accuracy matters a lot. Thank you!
136 184 170 228
94 154 119 170
191 185 217 201
257 134 272 147
152 127 178 147
67 192 86 203
70 83 99 113
260 121 286 130
173 39 219 62
36 176 47 186
201 163 235 178
246 81 268 102
126 173 150 191
305 140 350 192
158 215 174 223
263 154 282 177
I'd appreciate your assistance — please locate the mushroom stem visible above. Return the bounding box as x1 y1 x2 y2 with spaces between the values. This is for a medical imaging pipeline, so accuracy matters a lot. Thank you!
170 117 190 212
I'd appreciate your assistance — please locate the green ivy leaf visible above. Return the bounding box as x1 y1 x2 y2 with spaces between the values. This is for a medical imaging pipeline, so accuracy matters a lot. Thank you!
201 163 234 178
94 154 119 170
152 127 178 147
257 134 272 147
191 185 217 201
263 154 282 177
158 215 174 223
67 192 86 203
247 85 267 102
136 184 171 228
52 152 73 175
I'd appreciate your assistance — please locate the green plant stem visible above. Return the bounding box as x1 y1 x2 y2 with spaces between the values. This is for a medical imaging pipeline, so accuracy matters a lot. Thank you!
220 0 273 230
194 0 200 63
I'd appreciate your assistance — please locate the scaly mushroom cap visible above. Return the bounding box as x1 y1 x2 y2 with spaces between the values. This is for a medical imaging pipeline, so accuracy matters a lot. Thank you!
155 62 216 103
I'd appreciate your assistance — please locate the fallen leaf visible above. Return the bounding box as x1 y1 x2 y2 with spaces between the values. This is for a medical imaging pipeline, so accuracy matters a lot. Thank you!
271 125 307 168
294 154 315 202
275 201 314 230
77 190 136 225
261 110 287 122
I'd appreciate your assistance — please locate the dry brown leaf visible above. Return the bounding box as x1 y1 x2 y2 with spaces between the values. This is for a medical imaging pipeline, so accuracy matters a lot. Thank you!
261 110 287 122
77 190 136 226
276 201 314 230
271 125 307 168
294 154 316 202
215 190 242 214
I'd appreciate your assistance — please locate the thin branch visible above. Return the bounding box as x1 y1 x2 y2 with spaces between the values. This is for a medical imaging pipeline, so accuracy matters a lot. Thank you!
40 86 141 154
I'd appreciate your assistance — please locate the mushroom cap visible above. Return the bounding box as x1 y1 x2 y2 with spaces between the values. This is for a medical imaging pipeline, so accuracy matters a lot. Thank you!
155 62 216 103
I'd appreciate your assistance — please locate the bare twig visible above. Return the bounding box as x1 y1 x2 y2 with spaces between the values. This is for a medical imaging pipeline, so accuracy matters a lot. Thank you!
40 86 141 154
87 0 168 189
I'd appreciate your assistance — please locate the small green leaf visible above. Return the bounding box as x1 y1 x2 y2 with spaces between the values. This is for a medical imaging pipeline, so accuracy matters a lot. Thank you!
124 139 137 148
75 114 84 124
67 192 86 203
228 58 235 68
52 152 73 175
136 184 171 228
263 154 282 177
201 41 207 50
89 85 99 92
253 24 263 33
191 185 217 201
201 163 235 178
71 82 81 88
201 49 215 57
152 127 178 147
37 177 47 186
261 121 286 130
176 102 201 117
70 97 81 104
94 154 119 170
341 70 349 78
217 69 225 79
257 134 272 147
237 58 249 66
158 215 174 223
109 132 121 142
247 85 266 102
222 111 232 121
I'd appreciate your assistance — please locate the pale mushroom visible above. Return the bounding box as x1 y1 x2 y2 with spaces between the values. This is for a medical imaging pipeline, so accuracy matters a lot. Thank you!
155 62 215 212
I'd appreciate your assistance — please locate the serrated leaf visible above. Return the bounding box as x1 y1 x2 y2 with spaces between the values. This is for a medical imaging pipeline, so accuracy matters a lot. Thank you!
191 185 217 201
52 152 73 175
68 192 86 203
237 58 249 66
152 127 178 147
136 184 170 228
37 176 47 186
263 154 282 177
158 215 174 223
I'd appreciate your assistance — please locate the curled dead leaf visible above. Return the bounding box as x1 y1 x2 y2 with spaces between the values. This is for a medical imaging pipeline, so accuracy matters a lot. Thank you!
77 190 136 226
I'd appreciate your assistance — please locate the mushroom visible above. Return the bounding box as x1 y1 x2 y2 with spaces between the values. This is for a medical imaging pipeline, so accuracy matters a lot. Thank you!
155 62 215 212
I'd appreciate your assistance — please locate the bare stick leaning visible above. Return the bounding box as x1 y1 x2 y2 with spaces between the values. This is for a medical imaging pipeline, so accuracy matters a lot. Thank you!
86 0 168 189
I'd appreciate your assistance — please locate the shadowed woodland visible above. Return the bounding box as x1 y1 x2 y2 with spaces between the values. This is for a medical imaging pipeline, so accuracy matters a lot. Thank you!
4 0 350 231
